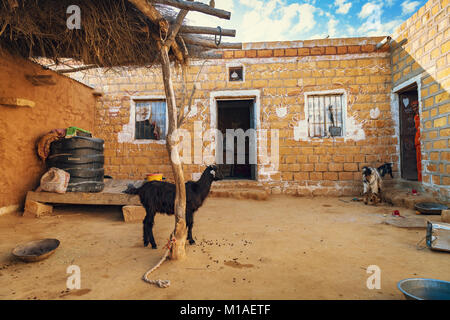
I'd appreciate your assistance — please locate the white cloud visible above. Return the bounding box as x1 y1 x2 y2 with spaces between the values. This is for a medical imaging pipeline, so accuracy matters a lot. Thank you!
385 0 396 7
236 1 320 42
327 18 339 37
334 0 352 15
358 2 383 19
401 0 420 15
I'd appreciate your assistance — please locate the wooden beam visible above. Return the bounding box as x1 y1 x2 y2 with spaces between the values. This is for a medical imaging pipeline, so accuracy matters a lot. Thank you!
25 74 56 86
0 98 35 108
171 40 185 63
56 65 99 74
129 0 185 62
149 0 231 20
128 0 169 34
182 35 242 49
164 0 192 62
180 25 236 37
177 35 189 58
192 51 223 59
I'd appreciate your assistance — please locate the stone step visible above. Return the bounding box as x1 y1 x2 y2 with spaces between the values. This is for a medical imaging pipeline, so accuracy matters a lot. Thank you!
383 188 443 210
211 180 268 190
210 188 270 200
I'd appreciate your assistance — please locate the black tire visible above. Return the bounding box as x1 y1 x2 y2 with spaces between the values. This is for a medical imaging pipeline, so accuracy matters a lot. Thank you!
47 136 105 193
63 168 104 179
46 154 104 165
50 136 104 153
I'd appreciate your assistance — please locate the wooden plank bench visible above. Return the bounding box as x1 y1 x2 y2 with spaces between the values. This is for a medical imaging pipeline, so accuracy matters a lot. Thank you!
24 179 145 222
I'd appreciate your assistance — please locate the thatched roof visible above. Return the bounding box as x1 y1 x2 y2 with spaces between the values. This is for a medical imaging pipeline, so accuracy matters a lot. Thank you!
0 0 238 68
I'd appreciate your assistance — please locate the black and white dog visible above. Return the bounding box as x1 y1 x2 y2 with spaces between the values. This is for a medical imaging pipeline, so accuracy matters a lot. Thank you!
362 163 393 205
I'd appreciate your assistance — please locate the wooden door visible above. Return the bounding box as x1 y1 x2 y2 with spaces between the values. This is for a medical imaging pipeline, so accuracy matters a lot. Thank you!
399 91 418 180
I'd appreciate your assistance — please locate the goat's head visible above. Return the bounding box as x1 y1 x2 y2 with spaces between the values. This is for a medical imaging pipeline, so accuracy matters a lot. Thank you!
362 166 372 183
378 162 393 178
206 165 223 181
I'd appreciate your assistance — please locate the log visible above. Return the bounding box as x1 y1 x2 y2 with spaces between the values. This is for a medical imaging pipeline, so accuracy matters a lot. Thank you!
56 65 99 74
180 25 236 37
165 0 192 62
182 35 242 49
25 74 56 86
130 0 184 62
149 0 231 20
0 97 35 108
192 51 223 59
160 45 188 260
128 0 169 34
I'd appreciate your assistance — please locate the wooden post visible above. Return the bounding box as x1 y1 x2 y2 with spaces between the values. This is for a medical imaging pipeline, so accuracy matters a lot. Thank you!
160 45 187 260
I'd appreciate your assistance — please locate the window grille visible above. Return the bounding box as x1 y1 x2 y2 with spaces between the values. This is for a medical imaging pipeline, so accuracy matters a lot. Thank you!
135 100 167 140
307 94 344 137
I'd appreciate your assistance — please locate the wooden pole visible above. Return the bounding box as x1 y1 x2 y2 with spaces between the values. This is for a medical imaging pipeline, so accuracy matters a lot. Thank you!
160 45 187 260
180 25 236 37
182 35 242 49
149 0 231 19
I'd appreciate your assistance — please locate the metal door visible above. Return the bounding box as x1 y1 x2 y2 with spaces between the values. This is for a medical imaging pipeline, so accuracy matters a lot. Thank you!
399 91 418 180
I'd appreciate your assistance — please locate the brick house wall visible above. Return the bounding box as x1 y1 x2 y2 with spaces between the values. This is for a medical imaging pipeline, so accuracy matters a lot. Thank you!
391 0 449 200
73 36 399 197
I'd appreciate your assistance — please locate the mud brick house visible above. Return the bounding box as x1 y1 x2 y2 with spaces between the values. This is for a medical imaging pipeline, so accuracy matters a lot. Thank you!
73 36 395 198
0 51 96 215
64 0 448 201
0 0 448 216
390 0 449 200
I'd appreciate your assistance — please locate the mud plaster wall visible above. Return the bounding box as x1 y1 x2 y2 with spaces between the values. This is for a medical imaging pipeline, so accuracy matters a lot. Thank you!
71 36 396 197
391 0 449 200
0 51 95 212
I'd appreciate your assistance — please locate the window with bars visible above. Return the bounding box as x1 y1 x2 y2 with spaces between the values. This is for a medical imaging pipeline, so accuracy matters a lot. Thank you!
135 100 167 140
306 93 345 138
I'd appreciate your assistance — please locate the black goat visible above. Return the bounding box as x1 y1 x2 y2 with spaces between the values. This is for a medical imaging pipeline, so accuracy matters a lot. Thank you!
124 165 223 249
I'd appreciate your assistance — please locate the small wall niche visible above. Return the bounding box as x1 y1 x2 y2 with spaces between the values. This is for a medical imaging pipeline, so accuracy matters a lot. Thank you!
228 66 243 82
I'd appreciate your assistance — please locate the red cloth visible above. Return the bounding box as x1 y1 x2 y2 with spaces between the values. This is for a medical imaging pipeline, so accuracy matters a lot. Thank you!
414 114 422 182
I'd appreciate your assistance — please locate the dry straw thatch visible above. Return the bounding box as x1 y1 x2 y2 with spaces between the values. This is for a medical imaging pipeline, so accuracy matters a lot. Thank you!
0 0 209 67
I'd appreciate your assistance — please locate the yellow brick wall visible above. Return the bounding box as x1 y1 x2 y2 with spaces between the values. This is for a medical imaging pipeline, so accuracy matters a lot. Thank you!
392 0 449 199
75 37 396 196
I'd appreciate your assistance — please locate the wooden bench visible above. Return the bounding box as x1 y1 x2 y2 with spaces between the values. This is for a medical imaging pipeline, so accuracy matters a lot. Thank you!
24 179 145 222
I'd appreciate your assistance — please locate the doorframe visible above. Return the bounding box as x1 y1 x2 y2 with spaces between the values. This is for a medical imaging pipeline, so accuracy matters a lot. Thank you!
391 73 424 179
209 90 261 180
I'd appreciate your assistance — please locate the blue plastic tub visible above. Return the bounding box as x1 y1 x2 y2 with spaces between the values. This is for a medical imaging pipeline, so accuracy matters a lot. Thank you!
398 278 450 300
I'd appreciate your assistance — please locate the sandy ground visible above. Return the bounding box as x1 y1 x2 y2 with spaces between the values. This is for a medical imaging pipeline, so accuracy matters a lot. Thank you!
0 195 449 300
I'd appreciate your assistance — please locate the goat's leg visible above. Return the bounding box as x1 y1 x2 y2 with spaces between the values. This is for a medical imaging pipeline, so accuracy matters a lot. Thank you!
186 211 195 245
143 210 157 249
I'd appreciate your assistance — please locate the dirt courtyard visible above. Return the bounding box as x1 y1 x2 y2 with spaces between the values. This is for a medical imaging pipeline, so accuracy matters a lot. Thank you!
0 195 448 300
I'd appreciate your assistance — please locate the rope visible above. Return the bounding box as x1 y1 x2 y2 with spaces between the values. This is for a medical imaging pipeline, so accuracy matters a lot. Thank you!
142 233 176 288
416 236 427 250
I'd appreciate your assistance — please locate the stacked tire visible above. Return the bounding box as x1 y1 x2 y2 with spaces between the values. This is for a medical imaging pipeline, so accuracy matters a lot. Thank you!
46 136 105 192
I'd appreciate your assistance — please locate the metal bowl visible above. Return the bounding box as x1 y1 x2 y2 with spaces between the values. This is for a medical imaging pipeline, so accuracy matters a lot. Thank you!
398 278 450 300
415 202 448 215
12 239 60 262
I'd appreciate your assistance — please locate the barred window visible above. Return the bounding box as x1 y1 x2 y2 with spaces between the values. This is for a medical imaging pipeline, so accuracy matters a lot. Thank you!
307 94 344 138
135 100 167 140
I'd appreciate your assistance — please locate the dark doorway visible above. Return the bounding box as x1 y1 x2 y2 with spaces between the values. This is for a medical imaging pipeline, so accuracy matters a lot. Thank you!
399 84 419 180
217 99 256 180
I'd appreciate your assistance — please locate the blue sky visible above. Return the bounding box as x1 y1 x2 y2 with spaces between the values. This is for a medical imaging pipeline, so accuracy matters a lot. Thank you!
186 0 427 43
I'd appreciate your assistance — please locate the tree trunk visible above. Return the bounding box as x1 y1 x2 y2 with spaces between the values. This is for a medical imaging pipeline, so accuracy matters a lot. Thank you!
160 45 187 260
